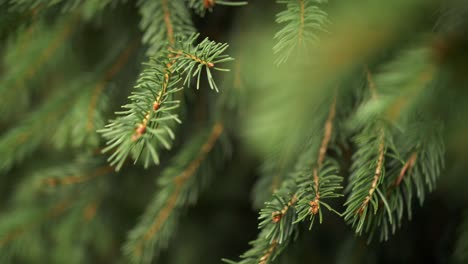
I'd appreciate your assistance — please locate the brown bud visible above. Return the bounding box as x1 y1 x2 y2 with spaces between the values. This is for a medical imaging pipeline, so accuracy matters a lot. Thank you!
207 62 214 68
272 212 282 223
203 0 215 8
136 124 146 135
153 102 160 111
309 200 319 215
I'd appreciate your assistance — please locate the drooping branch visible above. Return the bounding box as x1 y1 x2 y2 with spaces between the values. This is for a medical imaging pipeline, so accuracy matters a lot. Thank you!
310 96 337 215
358 128 385 215
142 123 223 241
125 123 225 263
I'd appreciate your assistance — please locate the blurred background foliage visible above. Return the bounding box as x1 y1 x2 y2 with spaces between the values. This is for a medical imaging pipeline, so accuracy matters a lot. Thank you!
0 0 468 263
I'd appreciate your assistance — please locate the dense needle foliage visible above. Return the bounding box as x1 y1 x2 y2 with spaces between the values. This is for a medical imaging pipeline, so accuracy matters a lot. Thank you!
1 0 468 264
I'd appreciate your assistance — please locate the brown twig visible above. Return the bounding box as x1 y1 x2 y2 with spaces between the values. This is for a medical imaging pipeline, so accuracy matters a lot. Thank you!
395 152 417 186
259 240 277 264
0 197 73 247
42 166 113 187
272 195 298 223
309 96 337 215
162 0 174 46
136 123 223 255
358 129 385 215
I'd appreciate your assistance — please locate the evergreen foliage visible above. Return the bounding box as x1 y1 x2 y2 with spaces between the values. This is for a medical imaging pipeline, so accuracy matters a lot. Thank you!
0 0 468 263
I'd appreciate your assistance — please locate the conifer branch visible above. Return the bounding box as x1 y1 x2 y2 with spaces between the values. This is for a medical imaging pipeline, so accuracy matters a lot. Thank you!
259 240 277 264
24 13 78 80
142 124 222 242
100 36 232 170
252 154 295 209
0 82 83 173
171 34 234 91
0 197 73 248
395 152 416 186
310 96 336 214
99 54 181 170
295 96 342 227
358 128 385 215
138 0 194 55
223 229 285 264
271 195 297 223
346 47 444 241
41 166 113 187
274 0 329 65
162 0 175 45
124 123 225 263
0 15 77 119
363 122 444 241
343 69 395 235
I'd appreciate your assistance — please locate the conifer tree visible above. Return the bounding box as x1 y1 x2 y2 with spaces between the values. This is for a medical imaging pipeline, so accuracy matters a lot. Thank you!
1 0 468 263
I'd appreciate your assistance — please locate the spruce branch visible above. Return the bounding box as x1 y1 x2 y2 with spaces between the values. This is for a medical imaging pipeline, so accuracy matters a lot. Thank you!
354 45 436 125
223 229 285 264
259 178 298 245
0 14 77 120
225 177 298 264
273 0 329 65
343 123 393 236
363 122 445 241
346 46 443 240
295 97 343 228
229 93 343 264
100 35 232 170
170 34 234 91
0 197 73 248
99 54 182 171
343 71 396 235
0 80 85 174
40 166 113 188
124 123 225 264
252 153 296 209
0 159 114 262
138 0 194 55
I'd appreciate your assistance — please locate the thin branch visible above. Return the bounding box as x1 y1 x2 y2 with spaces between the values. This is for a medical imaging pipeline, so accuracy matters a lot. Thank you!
42 166 113 187
138 123 223 248
131 62 172 141
395 152 417 186
169 48 215 67
310 96 337 215
358 128 385 215
0 197 73 247
162 0 175 46
272 195 298 223
23 13 79 82
259 240 277 264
